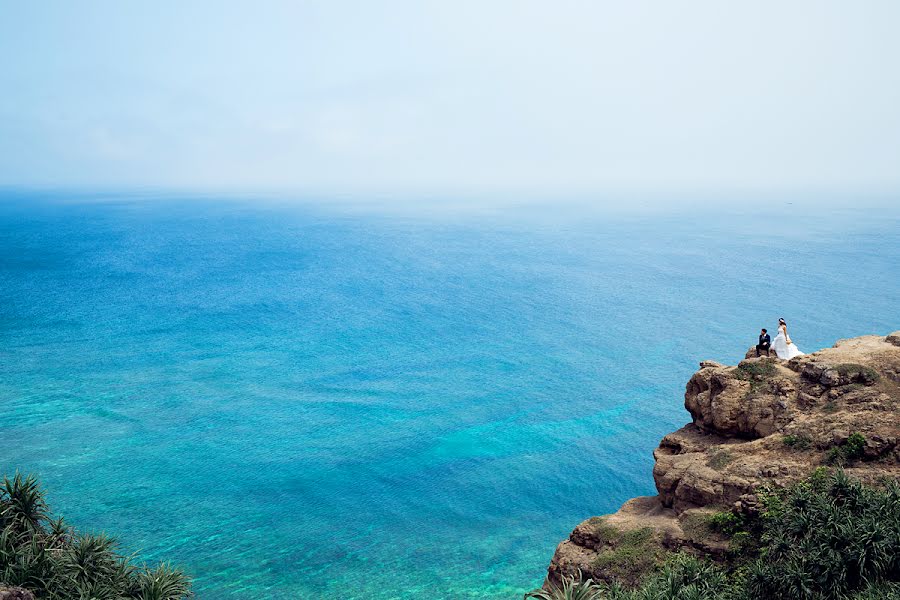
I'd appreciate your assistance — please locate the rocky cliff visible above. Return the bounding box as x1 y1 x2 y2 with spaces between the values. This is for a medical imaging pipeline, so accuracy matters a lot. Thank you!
544 332 900 588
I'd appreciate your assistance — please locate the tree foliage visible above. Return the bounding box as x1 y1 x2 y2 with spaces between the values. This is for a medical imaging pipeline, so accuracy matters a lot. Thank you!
0 473 191 599
529 470 900 600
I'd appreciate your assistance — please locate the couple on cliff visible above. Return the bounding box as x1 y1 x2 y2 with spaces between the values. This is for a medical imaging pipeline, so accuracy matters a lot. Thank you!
756 318 805 359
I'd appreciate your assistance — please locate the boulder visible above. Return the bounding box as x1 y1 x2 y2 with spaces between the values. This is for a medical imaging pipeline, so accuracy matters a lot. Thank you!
0 589 35 600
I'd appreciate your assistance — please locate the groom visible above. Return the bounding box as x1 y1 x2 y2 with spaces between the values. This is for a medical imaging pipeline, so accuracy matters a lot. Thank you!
756 328 771 357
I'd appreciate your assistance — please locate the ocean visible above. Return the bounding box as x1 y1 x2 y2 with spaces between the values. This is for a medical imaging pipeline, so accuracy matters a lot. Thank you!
1 191 898 598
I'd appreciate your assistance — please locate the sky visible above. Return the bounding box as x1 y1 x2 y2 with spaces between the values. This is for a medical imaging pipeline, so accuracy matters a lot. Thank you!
1 1 900 197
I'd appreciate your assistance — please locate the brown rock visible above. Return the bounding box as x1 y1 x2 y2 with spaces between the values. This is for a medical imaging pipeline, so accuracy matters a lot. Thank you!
744 346 775 360
684 359 796 439
0 589 35 600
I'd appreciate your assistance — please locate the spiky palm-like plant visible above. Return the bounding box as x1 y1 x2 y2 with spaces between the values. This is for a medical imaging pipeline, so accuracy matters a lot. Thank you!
0 473 191 599
746 470 900 599
45 516 71 549
525 572 607 600
52 532 136 596
610 555 733 600
1 473 49 535
136 563 193 600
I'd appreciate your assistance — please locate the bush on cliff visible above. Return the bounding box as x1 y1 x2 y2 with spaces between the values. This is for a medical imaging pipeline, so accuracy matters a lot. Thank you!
0 473 191 600
744 469 899 599
531 470 900 600
824 432 867 465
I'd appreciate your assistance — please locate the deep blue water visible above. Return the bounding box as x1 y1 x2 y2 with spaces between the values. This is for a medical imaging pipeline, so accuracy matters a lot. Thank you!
1 191 898 598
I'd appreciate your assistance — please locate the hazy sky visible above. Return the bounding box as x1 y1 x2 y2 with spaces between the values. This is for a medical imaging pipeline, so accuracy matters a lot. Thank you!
2 1 899 195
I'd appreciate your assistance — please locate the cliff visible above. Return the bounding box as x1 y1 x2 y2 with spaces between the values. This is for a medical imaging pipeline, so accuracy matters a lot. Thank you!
544 331 900 588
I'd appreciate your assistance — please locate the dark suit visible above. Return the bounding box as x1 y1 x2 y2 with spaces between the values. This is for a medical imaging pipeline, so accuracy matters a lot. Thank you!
756 333 771 357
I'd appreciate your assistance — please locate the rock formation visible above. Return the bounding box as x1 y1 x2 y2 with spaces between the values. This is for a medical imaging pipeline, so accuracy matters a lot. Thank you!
544 332 900 588
0 589 35 600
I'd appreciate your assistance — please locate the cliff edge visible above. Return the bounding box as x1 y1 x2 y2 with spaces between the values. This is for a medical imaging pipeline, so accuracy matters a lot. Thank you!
544 332 900 588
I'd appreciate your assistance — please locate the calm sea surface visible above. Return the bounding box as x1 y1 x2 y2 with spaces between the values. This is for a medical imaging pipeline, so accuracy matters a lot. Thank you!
1 192 898 598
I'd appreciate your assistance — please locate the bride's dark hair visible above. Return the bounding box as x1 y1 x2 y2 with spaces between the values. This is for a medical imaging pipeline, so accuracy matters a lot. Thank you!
779 318 786 325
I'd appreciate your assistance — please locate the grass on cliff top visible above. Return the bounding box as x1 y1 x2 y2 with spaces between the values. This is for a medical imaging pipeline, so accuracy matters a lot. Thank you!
733 360 777 381
782 434 813 450
706 449 736 471
784 432 874 465
0 472 191 600
587 517 620 541
530 469 900 600
732 360 778 398
591 527 664 587
833 363 880 383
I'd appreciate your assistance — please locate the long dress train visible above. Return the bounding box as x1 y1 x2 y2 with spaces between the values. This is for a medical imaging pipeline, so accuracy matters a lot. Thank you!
771 326 804 359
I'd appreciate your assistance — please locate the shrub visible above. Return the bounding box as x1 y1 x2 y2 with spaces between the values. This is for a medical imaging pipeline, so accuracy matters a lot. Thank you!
728 531 754 555
587 471 900 600
745 470 900 598
825 432 867 465
707 511 744 536
606 554 735 600
845 432 866 456
0 472 191 599
782 434 812 450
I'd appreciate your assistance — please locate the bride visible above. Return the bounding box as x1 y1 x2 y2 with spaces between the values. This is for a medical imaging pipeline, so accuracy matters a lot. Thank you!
771 318 804 359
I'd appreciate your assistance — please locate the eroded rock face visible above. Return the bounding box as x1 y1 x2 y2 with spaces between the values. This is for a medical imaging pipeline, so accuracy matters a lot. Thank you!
544 332 900 589
684 358 796 439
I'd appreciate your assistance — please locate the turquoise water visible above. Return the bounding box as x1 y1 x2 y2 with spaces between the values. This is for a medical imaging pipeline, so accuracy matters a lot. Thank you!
1 192 898 598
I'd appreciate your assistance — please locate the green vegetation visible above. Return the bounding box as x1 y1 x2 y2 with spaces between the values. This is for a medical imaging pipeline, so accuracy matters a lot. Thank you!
526 572 606 600
527 470 900 600
587 517 619 541
706 450 735 470
732 361 777 397
833 363 880 384
677 511 713 543
782 434 812 450
0 473 191 599
591 528 664 585
733 361 776 381
707 511 744 536
727 531 753 555
581 524 667 586
825 432 867 465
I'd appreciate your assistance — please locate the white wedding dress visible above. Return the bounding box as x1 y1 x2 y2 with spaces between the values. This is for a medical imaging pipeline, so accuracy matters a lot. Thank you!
771 325 804 359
